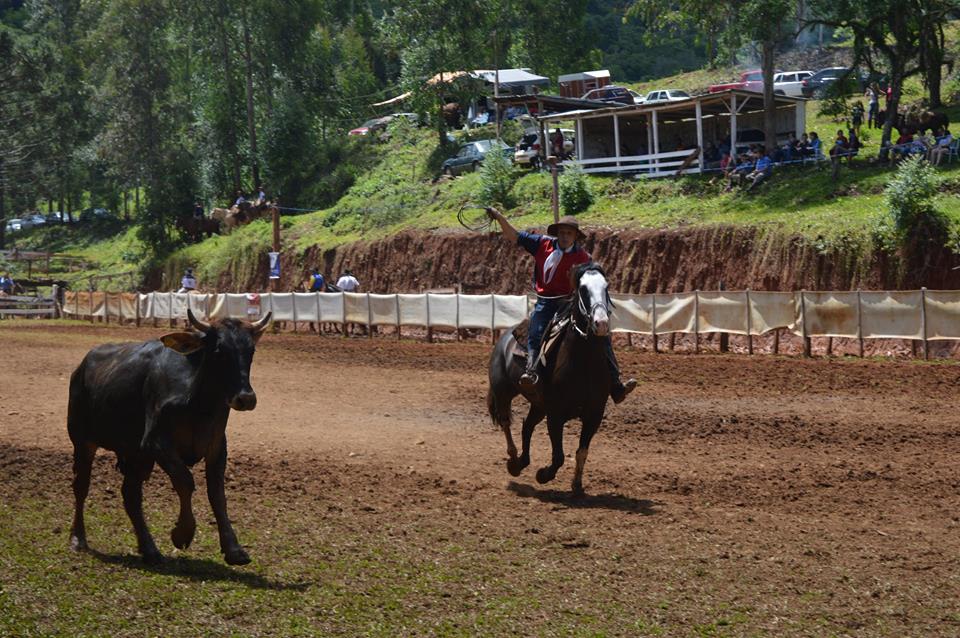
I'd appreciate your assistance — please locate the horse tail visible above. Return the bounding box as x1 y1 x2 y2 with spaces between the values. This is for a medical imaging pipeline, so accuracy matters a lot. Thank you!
486 335 514 429
486 385 508 429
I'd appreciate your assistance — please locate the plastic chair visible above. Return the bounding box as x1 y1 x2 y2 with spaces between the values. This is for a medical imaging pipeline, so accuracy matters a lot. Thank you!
948 138 959 164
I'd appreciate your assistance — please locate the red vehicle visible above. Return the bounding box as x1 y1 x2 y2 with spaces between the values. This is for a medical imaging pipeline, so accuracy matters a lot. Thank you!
708 70 770 94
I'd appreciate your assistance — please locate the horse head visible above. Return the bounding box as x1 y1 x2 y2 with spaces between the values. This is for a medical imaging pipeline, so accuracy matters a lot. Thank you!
572 262 611 338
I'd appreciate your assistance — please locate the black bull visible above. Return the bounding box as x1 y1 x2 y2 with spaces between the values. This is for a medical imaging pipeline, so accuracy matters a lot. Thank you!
68 309 271 565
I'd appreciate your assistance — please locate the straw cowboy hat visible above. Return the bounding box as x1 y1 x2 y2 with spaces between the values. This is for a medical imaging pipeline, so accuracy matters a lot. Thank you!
547 215 586 242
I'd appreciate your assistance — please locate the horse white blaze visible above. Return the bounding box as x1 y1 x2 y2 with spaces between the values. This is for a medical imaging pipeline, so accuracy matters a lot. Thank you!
581 271 610 336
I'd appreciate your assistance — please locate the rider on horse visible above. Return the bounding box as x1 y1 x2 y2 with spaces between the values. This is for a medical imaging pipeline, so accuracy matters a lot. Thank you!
486 207 637 404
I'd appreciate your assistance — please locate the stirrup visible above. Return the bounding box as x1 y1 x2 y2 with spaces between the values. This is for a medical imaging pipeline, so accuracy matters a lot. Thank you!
519 370 539 389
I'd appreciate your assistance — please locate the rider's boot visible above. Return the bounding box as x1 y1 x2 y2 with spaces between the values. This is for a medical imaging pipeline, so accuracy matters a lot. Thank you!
518 353 540 391
611 378 637 404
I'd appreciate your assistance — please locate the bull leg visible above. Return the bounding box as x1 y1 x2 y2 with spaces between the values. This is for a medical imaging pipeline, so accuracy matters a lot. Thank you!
120 458 161 564
535 415 566 485
513 405 545 476
571 417 602 496
69 442 97 551
151 435 197 552
206 441 250 565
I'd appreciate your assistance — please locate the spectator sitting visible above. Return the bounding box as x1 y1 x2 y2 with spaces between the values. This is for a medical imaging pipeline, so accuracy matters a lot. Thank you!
891 131 914 161
192 201 204 220
912 132 935 157
929 126 953 165
829 129 850 160
0 272 15 296
308 268 326 292
336 269 360 292
796 133 812 158
551 128 565 158
703 142 721 167
809 132 823 161
847 128 861 159
725 151 755 191
718 135 731 158
178 268 197 293
746 150 773 192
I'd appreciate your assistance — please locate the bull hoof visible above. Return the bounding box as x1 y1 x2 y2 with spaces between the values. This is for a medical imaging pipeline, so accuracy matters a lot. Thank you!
70 535 88 552
142 549 163 565
506 457 527 477
170 523 196 550
224 547 251 566
570 481 585 498
536 467 556 484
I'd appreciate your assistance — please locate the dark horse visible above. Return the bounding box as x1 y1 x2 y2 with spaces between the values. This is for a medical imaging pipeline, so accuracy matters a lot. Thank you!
176 215 221 243
487 263 613 495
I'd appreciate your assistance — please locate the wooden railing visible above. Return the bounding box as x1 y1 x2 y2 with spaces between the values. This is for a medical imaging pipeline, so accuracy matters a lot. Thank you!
562 148 701 177
0 294 58 318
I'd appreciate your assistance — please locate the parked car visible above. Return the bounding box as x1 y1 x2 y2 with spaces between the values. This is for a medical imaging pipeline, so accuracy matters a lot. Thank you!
27 213 46 227
709 70 766 93
801 67 860 98
44 211 65 223
348 112 419 136
441 139 512 175
514 130 575 168
773 71 813 97
626 89 645 104
4 218 23 233
79 208 112 223
580 85 635 105
642 89 691 104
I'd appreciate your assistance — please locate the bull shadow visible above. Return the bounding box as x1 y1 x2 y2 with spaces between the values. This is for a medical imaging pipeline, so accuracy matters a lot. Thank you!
86 548 311 591
507 481 657 515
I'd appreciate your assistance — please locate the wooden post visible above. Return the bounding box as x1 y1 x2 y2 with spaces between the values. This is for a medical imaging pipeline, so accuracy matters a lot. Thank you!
669 332 675 352
800 290 810 357
613 114 621 169
490 294 496 345
455 290 461 342
549 157 560 223
773 328 780 354
169 291 175 329
317 292 324 337
921 287 929 360
746 289 753 355
719 283 728 353
827 337 833 357
695 100 704 172
694 290 700 354
856 289 864 358
271 207 280 292
396 293 402 341
104 292 110 325
651 293 659 353
426 293 433 343
341 292 347 338
367 292 373 339
89 290 94 324
292 293 298 333
136 291 141 327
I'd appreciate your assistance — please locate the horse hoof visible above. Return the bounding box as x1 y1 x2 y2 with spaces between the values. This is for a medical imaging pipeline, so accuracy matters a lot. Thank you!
570 482 585 497
70 535 88 552
536 467 555 484
224 548 251 566
506 458 526 477
170 523 195 550
142 549 163 565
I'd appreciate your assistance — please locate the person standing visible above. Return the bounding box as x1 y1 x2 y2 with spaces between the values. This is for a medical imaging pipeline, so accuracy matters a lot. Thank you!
178 268 197 293
308 268 326 292
336 270 360 292
0 272 15 295
865 85 879 129
484 207 636 403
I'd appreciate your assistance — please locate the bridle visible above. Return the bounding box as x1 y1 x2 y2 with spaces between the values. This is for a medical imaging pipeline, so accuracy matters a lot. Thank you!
571 267 612 339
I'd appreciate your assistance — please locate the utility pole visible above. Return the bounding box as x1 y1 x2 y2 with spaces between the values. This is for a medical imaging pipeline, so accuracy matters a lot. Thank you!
494 29 501 142
549 156 560 223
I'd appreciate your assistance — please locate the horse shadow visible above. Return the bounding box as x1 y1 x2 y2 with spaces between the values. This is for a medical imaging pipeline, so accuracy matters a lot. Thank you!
86 548 311 591
507 481 657 515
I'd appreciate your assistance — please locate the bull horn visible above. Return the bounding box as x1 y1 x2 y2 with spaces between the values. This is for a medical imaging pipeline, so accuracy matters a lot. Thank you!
251 311 272 334
187 308 213 334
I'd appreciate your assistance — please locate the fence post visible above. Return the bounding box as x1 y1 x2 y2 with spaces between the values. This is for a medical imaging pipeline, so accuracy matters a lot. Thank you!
52 284 60 319
718 284 728 353
856 289 863 358
396 294 402 341
773 328 780 354
169 292 175 329
455 291 461 342
651 293 659 354
694 290 700 354
104 292 110 325
921 287 929 360
426 293 433 343
366 292 373 339
89 290 94 324
316 293 324 337
746 289 753 355
292 293 299 333
800 290 810 357
490 295 496 345
341 292 347 338
136 292 141 328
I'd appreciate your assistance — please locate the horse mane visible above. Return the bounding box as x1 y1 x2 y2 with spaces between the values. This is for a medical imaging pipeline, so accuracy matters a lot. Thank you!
573 261 606 285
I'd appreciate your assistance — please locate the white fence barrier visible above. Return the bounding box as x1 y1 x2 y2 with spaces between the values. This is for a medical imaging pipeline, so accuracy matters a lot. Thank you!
56 289 960 347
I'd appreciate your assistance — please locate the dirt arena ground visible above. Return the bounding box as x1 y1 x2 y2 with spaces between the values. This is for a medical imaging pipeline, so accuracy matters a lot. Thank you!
2 321 960 636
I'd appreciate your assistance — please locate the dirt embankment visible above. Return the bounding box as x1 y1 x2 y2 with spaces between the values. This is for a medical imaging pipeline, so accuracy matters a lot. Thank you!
234 225 960 294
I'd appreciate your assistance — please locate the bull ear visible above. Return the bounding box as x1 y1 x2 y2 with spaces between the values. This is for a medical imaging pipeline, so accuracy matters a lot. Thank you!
160 332 205 355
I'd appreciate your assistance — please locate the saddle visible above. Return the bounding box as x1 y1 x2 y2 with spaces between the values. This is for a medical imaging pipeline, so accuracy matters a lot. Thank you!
509 303 573 369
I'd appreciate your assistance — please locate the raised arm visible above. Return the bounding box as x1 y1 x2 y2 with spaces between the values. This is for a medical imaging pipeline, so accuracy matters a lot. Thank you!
485 207 518 244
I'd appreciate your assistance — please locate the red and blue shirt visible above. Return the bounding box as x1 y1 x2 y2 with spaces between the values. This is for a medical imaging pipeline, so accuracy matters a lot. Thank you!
517 231 590 297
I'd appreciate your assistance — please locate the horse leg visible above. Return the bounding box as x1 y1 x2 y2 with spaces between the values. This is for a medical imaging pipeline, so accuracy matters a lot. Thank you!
571 416 602 496
119 456 161 564
69 441 97 551
515 405 545 476
535 415 565 485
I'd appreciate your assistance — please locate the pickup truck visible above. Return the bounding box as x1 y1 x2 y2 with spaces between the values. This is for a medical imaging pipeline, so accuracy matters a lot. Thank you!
708 70 769 93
